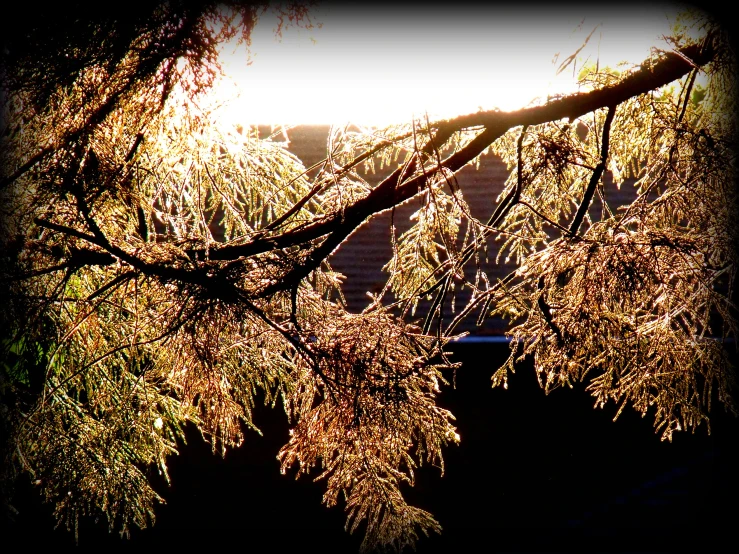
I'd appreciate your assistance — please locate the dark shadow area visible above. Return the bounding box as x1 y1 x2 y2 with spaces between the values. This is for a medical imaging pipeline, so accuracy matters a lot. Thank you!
3 343 736 553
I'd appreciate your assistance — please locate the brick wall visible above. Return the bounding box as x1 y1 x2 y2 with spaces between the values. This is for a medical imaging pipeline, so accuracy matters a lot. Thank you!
280 125 638 337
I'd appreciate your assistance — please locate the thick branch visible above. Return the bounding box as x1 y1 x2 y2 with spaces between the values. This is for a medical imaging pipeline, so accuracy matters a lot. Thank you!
196 36 715 267
27 36 717 303
34 217 235 295
437 36 716 131
255 126 497 298
35 218 105 247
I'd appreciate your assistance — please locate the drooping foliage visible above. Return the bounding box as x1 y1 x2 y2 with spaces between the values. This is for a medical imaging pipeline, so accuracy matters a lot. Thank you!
1 4 736 552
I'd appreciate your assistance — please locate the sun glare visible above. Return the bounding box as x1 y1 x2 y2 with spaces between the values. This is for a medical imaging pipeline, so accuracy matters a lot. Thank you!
209 5 683 128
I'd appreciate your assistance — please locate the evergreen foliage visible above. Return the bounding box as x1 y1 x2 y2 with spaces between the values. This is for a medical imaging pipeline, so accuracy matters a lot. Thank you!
1 4 736 551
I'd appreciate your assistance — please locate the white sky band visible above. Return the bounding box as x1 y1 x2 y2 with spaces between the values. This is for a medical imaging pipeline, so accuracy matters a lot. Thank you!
211 3 691 126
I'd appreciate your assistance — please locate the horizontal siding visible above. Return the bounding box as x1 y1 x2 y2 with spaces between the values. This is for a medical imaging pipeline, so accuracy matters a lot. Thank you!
281 125 639 336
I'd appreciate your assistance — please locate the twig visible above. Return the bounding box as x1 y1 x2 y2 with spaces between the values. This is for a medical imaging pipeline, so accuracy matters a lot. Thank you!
569 104 616 237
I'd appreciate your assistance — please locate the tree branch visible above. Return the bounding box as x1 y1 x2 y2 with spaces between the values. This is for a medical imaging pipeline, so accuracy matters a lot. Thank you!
192 37 715 267
27 35 718 306
436 35 716 131
34 218 105 248
569 104 616 236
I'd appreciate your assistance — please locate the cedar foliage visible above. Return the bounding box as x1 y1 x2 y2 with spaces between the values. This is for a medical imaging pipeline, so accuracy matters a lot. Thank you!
1 4 736 551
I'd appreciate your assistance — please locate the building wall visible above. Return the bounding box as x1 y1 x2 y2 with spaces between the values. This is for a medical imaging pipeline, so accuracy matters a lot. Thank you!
281 125 638 337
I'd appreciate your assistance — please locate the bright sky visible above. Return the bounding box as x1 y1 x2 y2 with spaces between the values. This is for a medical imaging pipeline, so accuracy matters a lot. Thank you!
211 4 688 127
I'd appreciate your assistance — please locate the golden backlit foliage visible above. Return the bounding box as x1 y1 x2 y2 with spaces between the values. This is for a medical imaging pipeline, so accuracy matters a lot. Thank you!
1 5 736 551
